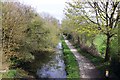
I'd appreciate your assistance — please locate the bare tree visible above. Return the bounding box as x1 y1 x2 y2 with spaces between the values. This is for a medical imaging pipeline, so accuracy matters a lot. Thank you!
83 0 120 61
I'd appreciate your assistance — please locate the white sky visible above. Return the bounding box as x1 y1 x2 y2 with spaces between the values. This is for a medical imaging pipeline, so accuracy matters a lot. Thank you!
18 0 70 22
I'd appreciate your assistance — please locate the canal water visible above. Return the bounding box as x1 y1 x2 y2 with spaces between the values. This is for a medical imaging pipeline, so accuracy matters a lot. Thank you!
36 42 66 78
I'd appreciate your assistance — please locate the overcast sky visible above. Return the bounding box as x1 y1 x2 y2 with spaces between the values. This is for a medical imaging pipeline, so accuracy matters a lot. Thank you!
18 0 70 22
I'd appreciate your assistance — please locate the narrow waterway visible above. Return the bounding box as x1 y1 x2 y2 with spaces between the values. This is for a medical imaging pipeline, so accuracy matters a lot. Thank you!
36 42 66 78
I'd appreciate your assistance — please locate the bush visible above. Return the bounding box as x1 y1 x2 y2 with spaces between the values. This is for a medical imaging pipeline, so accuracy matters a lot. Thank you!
79 43 99 56
94 34 106 56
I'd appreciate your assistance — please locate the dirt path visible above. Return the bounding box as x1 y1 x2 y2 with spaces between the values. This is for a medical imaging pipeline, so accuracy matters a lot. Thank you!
65 40 102 79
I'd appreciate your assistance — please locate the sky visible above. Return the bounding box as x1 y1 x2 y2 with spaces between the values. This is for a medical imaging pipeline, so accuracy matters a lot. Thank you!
18 0 70 22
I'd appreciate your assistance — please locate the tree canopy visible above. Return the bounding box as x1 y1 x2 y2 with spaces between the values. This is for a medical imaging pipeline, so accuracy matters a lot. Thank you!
62 0 120 61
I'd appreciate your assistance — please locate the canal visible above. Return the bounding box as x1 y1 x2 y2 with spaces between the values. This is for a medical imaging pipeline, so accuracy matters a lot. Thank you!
36 42 66 78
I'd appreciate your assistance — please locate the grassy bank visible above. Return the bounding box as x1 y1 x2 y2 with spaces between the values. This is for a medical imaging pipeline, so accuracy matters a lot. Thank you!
2 50 54 78
68 34 119 78
62 39 80 78
74 44 110 77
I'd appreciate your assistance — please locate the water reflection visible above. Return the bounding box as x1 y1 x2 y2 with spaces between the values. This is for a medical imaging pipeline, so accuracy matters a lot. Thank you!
37 42 66 78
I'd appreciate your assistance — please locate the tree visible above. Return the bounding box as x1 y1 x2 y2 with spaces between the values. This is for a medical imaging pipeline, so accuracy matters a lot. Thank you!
63 0 100 49
2 2 34 60
2 1 60 69
83 0 119 61
63 0 120 61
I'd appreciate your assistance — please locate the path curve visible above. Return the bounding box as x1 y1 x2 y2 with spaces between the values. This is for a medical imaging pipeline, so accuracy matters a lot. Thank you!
65 40 102 79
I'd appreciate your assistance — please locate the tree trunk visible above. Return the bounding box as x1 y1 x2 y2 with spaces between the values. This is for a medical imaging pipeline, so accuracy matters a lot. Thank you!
105 34 111 62
77 36 80 45
91 40 95 49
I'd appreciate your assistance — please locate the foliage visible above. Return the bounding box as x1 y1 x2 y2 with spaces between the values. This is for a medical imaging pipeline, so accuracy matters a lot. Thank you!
2 2 34 62
110 36 118 56
62 0 120 61
110 18 120 78
62 1 100 48
42 13 60 48
94 35 106 56
2 1 60 78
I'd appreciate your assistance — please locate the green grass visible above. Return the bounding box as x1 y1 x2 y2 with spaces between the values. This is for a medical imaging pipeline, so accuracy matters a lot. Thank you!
2 68 34 78
72 34 118 78
2 70 17 78
0 73 2 79
62 39 80 78
77 48 104 65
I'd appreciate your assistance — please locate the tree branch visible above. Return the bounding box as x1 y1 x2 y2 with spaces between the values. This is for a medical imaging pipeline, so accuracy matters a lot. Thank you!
109 2 119 28
113 13 120 28
84 14 98 25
